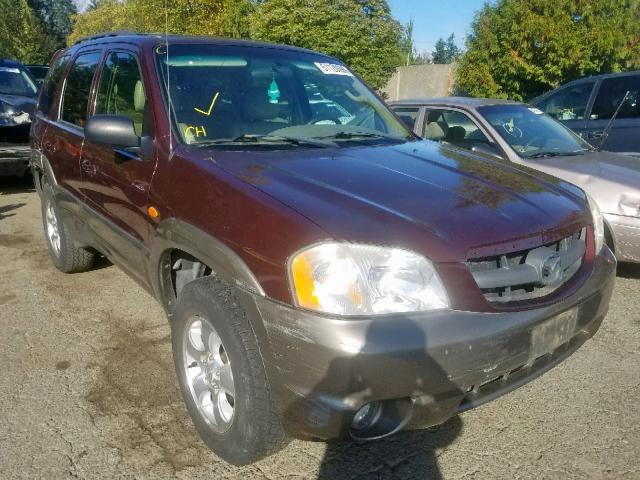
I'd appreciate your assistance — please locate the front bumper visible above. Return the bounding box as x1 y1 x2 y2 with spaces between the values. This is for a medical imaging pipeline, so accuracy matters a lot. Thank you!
0 143 31 177
249 247 616 441
605 213 640 263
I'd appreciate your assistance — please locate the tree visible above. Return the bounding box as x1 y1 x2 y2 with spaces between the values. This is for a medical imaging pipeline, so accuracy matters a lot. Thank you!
431 33 460 64
0 0 51 63
455 0 640 101
250 0 404 89
69 0 233 44
28 0 77 49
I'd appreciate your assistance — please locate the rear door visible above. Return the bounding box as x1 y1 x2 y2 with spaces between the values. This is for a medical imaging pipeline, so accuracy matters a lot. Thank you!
390 105 422 134
584 74 640 153
44 50 102 199
534 81 596 140
79 48 157 283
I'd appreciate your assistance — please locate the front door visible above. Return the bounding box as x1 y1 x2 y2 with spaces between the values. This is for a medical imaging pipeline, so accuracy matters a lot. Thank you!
79 49 157 284
584 74 640 154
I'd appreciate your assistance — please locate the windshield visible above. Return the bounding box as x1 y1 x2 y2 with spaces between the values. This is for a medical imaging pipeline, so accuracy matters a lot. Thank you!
0 67 38 97
156 44 413 149
478 104 593 158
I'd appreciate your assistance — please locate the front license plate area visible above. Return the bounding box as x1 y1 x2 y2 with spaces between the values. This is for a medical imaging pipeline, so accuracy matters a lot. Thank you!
530 308 578 360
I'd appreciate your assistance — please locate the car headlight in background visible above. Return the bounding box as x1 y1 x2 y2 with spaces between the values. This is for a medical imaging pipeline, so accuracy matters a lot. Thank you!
587 193 604 253
290 243 449 316
619 196 640 217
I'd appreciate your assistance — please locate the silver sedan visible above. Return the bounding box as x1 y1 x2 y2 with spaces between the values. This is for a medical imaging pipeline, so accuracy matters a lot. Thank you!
390 97 640 263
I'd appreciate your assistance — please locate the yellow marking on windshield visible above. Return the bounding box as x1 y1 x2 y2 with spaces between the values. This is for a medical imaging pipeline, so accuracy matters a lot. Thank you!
194 92 220 116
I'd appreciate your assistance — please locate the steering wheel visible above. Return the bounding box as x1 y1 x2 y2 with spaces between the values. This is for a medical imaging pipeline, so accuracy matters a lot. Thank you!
523 136 544 150
307 115 342 125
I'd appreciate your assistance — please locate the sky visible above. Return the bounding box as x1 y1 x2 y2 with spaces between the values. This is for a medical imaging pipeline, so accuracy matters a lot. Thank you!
388 0 487 54
72 0 486 54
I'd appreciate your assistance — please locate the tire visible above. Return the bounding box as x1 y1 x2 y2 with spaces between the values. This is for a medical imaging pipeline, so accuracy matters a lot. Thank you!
171 276 288 465
41 181 96 273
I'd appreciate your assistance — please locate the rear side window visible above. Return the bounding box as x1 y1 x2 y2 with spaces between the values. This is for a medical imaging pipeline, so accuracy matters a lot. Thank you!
95 51 147 136
536 82 594 121
591 76 640 120
60 51 101 127
39 54 70 117
392 107 420 130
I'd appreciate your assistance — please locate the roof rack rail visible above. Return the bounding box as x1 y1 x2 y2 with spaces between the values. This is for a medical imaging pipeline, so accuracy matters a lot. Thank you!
73 31 155 45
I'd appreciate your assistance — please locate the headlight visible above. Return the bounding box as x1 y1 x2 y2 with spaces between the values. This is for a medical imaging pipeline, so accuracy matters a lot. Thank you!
587 193 604 253
619 196 640 217
289 243 449 316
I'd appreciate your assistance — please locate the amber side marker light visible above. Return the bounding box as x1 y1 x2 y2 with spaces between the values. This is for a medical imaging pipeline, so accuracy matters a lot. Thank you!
291 254 320 309
147 206 160 219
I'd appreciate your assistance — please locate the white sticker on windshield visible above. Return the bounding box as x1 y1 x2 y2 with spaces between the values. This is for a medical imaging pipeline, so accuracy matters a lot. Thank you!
529 107 544 115
314 62 353 76
0 67 20 73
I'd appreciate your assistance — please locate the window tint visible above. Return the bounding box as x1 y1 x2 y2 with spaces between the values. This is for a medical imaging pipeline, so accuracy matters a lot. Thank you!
392 107 419 129
95 52 147 136
0 67 37 97
423 109 490 146
61 52 101 127
591 76 640 120
39 54 70 117
536 82 594 121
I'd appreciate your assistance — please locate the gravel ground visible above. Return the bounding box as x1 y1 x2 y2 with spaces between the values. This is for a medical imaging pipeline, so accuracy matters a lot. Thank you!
1 176 639 480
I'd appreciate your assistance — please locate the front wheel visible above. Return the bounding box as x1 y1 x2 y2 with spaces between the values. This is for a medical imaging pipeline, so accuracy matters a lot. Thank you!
171 276 287 465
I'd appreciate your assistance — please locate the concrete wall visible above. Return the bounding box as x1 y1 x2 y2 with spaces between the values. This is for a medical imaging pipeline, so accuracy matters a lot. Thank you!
383 64 456 101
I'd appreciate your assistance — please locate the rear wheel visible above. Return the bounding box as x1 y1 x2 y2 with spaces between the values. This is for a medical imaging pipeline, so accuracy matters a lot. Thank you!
41 181 95 273
171 276 287 465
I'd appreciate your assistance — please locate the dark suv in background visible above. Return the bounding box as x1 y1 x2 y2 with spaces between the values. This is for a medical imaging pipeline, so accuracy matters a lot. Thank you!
0 59 38 177
31 33 615 465
532 71 640 154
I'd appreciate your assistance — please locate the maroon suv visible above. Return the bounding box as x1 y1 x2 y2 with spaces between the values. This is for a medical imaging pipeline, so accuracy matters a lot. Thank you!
30 33 616 465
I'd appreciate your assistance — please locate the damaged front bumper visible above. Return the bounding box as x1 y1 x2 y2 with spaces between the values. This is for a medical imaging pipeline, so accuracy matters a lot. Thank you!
0 142 31 177
247 247 616 441
605 213 640 263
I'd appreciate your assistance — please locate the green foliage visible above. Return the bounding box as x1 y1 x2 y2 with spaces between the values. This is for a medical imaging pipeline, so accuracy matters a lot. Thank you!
250 0 404 89
432 33 461 64
0 0 52 63
28 0 77 49
456 0 640 101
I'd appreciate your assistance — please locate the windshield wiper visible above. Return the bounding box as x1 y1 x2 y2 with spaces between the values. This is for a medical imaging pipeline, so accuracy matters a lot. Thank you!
527 150 586 159
314 131 405 142
193 134 335 148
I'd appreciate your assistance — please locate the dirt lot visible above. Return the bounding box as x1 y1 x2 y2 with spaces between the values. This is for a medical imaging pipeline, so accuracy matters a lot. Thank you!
1 177 639 480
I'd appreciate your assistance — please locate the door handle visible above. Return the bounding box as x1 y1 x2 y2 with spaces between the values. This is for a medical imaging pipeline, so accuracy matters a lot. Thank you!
588 131 605 139
80 160 97 176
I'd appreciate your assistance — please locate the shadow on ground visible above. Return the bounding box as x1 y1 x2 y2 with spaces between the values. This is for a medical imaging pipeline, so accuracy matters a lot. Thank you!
0 175 34 195
617 262 640 279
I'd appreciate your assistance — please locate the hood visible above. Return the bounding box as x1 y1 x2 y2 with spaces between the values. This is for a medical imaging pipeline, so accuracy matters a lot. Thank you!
528 150 640 216
0 93 36 116
194 140 590 263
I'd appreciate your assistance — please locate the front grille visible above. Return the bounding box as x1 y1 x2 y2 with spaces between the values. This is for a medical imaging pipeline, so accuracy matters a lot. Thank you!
468 229 586 304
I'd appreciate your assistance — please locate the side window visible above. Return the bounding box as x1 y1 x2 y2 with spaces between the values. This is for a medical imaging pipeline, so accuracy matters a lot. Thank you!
95 51 147 136
392 107 420 130
536 82 594 121
61 52 101 127
423 109 490 146
591 76 640 120
39 54 70 117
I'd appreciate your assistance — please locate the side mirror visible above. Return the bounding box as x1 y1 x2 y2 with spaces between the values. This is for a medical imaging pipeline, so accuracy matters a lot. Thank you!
472 143 504 160
85 115 139 149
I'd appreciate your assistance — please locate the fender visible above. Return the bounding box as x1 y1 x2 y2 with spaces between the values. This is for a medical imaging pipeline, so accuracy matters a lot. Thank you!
149 218 266 313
